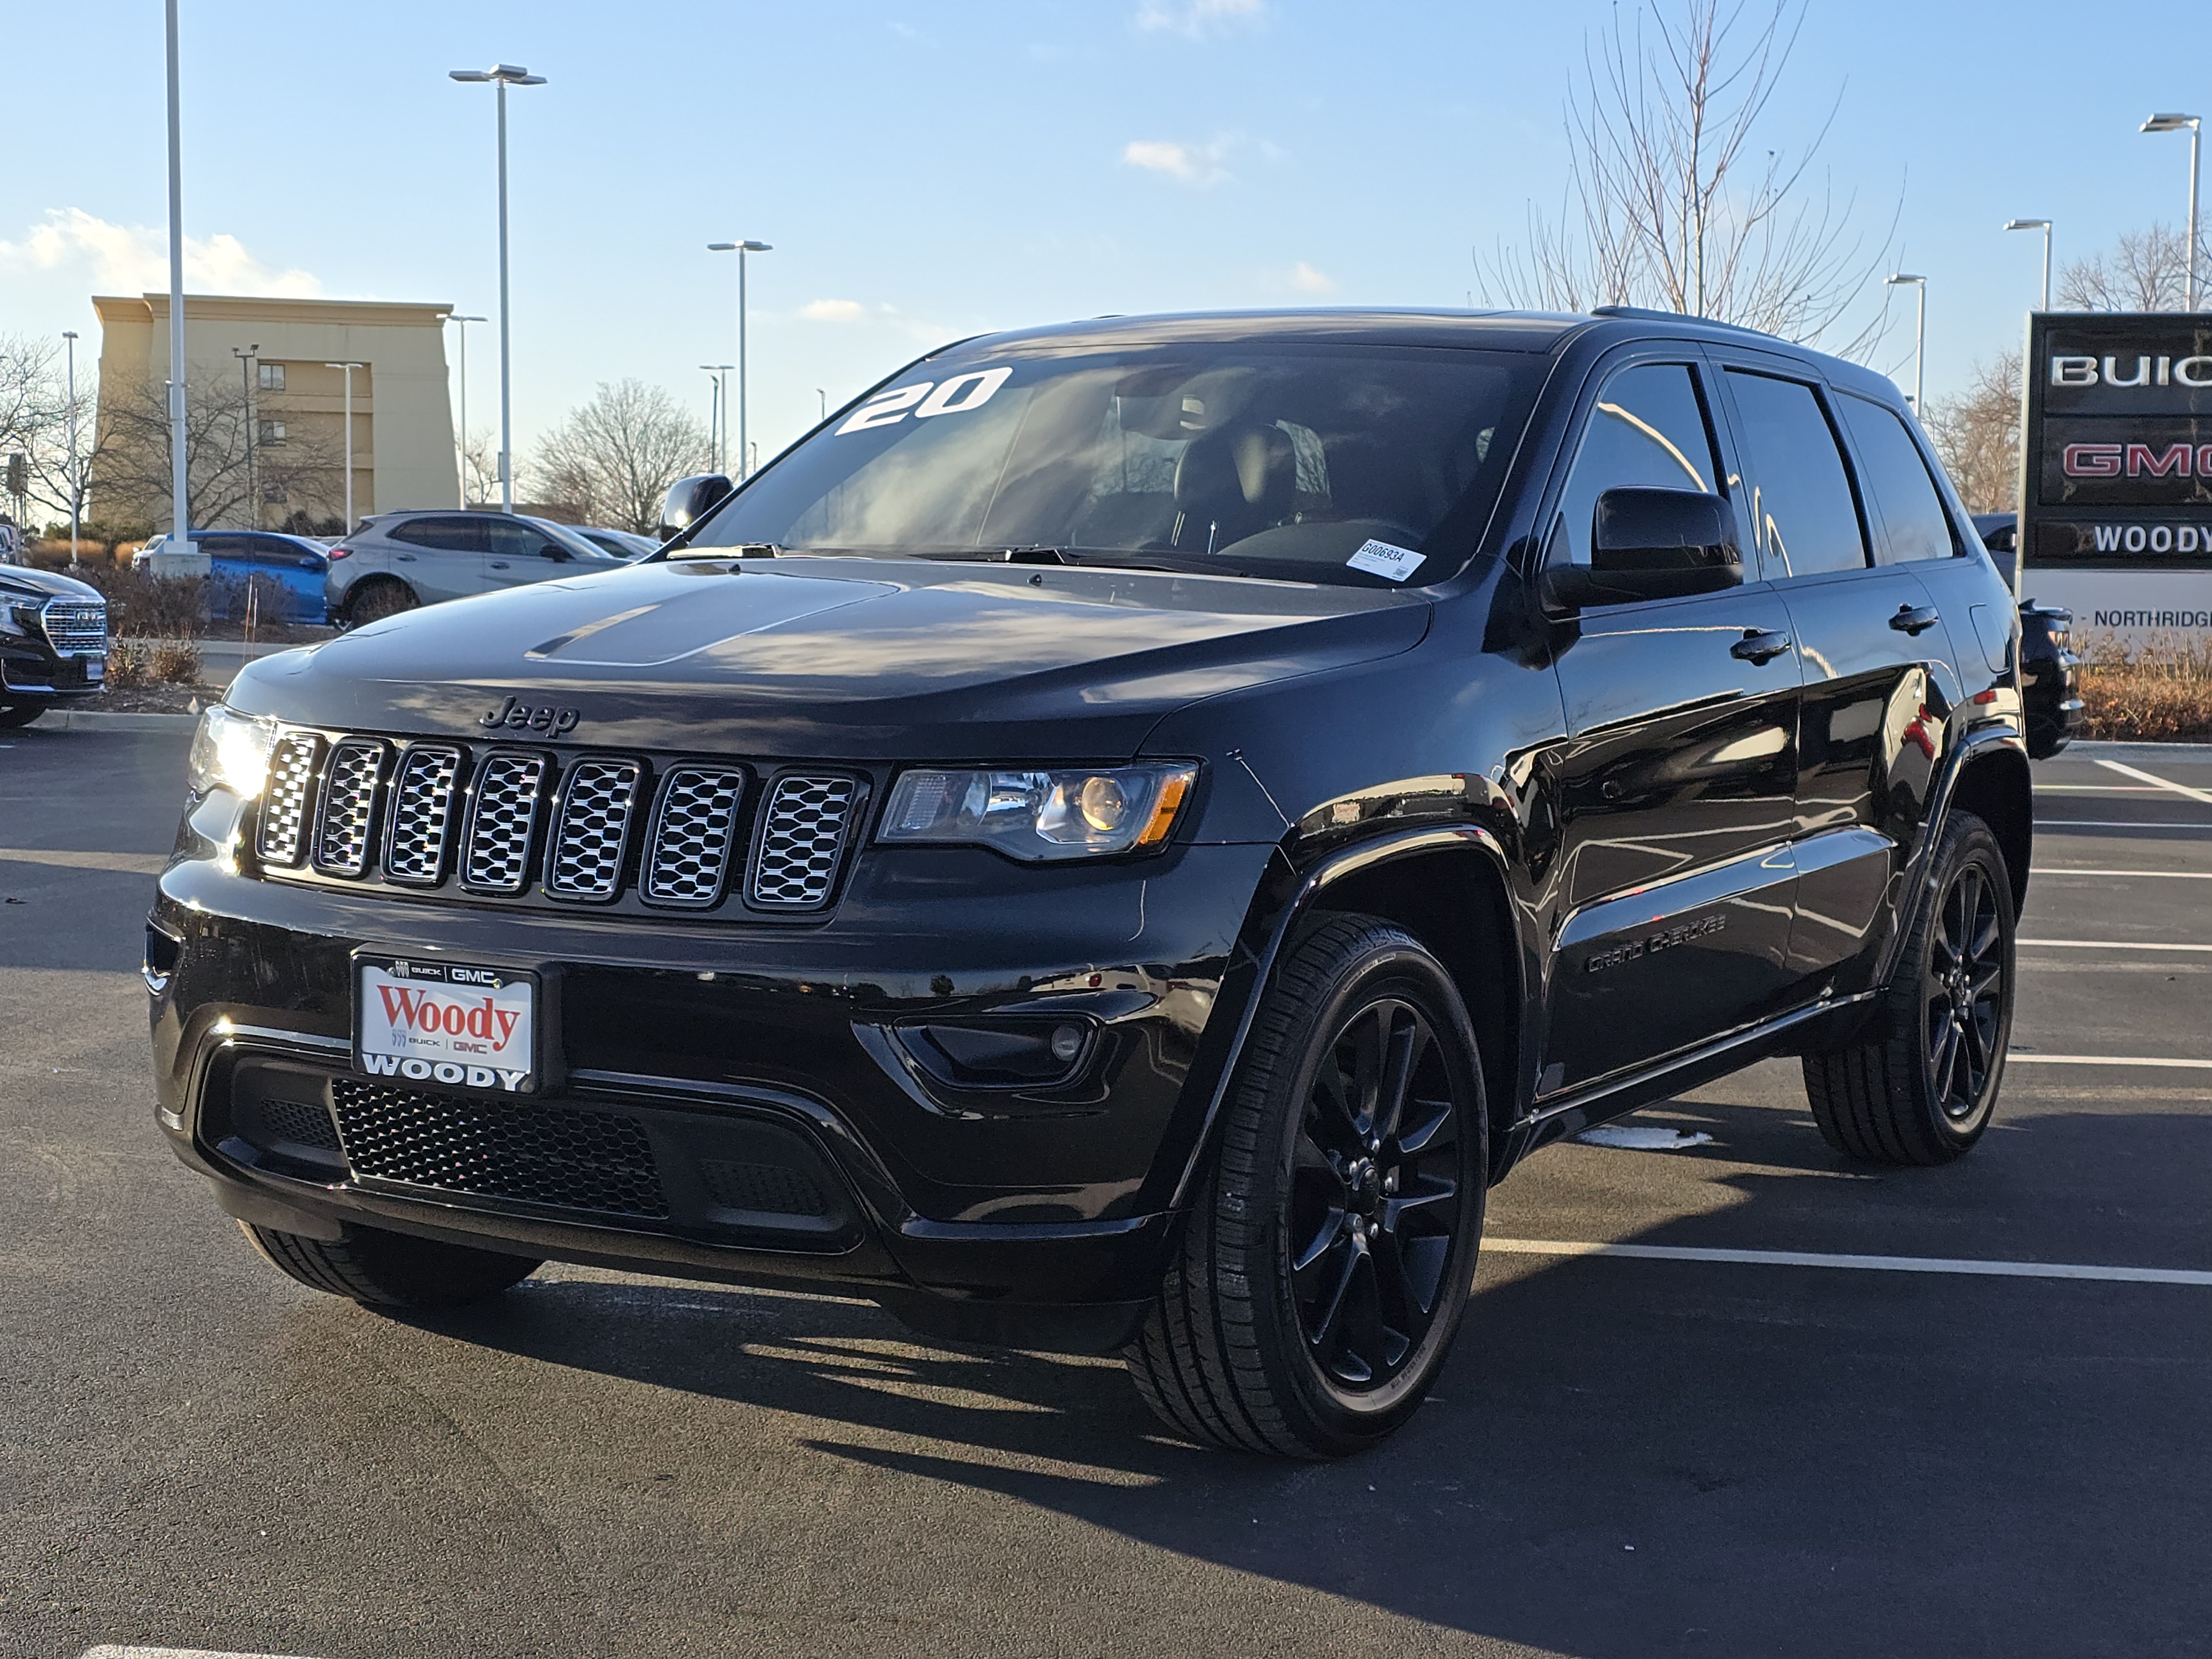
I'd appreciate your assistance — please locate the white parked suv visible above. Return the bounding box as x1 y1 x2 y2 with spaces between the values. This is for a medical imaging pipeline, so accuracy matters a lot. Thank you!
324 511 622 627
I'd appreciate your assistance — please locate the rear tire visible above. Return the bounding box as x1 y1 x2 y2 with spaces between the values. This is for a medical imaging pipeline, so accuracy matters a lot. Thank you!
1802 810 2015 1165
1125 914 1488 1458
241 1220 540 1310
343 578 418 628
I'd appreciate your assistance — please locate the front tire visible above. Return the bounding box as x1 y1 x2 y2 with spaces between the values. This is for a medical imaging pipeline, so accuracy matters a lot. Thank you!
343 578 418 628
1125 914 1488 1458
0 703 43 729
1802 809 2016 1165
241 1220 541 1310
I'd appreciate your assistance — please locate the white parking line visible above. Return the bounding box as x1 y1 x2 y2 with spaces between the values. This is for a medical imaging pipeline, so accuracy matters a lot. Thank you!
2031 867 2212 879
2036 819 2212 830
1484 1237 2212 1286
2036 783 2166 792
2018 937 2212 952
2010 1053 2212 1070
2097 757 2212 807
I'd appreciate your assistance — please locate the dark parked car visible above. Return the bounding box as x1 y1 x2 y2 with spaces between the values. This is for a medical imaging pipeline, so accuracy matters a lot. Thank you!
1973 512 2083 758
325 511 622 627
0 563 107 725
152 308 2032 1457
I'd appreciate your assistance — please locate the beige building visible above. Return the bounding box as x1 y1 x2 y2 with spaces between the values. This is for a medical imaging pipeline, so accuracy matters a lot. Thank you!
90 293 458 532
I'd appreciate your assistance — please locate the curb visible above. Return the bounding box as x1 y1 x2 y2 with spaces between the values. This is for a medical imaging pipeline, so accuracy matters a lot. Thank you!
22 709 202 732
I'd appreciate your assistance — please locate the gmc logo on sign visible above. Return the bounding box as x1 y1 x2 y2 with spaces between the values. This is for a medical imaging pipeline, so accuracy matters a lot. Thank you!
2063 442 2212 478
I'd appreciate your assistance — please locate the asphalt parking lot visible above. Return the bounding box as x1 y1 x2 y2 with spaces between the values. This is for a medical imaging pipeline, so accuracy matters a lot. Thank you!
3 726 2208 1659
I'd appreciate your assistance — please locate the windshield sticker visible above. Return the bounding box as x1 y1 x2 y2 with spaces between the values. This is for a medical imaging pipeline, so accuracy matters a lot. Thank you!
1347 539 1426 582
837 366 1013 435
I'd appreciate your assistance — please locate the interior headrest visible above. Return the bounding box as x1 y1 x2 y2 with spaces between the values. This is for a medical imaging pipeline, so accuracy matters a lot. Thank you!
1174 422 1296 516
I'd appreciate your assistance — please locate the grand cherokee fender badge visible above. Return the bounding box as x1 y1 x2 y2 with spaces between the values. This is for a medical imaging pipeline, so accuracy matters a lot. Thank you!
481 695 580 736
1585 912 1727 974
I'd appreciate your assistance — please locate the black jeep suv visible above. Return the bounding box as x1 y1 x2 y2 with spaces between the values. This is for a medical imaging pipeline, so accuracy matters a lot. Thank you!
151 309 2031 1457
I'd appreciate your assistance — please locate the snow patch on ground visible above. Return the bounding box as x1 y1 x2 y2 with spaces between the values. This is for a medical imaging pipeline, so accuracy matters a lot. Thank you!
1575 1125 1715 1151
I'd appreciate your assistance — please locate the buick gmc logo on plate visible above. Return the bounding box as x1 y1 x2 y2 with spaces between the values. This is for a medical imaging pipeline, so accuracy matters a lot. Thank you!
356 954 538 1093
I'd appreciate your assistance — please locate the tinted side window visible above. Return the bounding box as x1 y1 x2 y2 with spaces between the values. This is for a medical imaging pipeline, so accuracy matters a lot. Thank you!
1554 363 1723 567
1724 371 1867 578
388 517 484 552
1838 395 1959 565
486 520 556 559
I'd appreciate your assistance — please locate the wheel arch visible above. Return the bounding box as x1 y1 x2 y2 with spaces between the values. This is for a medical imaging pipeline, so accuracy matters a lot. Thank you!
1946 739 2033 915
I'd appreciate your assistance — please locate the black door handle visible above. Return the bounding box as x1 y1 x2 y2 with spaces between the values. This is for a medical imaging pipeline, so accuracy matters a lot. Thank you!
488 561 509 570
1890 604 1940 635
1731 629 1792 664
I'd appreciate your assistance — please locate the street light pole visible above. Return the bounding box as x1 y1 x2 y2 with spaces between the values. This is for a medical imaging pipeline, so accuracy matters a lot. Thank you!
324 362 363 533
2142 114 2203 309
2004 219 2053 310
1887 274 1927 411
61 331 79 565
447 314 485 506
451 65 546 512
707 239 771 478
233 342 259 525
701 364 733 474
164 0 187 541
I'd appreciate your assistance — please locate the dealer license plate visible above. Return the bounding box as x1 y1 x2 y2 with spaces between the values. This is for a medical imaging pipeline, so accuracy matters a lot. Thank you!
355 955 538 1094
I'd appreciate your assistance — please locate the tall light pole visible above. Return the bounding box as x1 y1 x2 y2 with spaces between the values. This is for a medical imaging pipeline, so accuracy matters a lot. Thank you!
707 239 771 478
701 364 733 474
1887 273 1927 411
233 342 259 525
164 0 187 540
447 313 486 506
817 388 827 424
61 331 80 565
2004 219 2053 311
324 362 363 533
2141 113 2203 309
450 65 546 512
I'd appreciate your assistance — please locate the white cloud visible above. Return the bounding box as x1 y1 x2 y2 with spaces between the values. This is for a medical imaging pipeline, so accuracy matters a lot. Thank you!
1289 261 1336 294
1123 137 1237 188
1136 0 1265 39
800 298 869 322
0 207 322 297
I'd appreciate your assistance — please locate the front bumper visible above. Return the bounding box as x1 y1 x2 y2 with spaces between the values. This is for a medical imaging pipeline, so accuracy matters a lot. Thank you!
1 638 105 701
150 801 1275 1347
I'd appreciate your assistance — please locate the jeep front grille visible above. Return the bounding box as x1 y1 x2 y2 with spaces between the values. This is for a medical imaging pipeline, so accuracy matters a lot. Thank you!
257 733 323 867
39 598 107 654
311 740 387 875
384 745 465 885
462 752 548 893
544 759 642 900
254 729 860 914
643 766 747 906
750 774 862 909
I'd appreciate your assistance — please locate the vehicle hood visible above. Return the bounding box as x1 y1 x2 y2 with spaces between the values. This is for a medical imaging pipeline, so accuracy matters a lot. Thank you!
0 565 104 603
224 557 1432 760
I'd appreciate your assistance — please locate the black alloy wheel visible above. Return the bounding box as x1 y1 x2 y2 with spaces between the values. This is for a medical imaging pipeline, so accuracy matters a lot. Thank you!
1125 914 1488 1458
1289 996 1464 1391
1924 857 2006 1121
1802 809 2015 1165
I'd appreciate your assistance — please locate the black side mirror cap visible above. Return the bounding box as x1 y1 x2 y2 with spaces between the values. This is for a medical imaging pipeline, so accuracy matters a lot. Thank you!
1544 487 1743 609
657 473 734 542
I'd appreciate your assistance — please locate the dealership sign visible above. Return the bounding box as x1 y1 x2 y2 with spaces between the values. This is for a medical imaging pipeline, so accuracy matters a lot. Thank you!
2020 311 2212 641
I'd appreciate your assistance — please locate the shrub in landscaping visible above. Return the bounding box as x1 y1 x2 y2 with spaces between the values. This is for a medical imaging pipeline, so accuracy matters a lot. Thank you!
2079 635 2212 743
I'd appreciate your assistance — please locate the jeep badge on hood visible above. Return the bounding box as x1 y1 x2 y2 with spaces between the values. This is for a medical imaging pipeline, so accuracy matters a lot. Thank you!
480 696 580 735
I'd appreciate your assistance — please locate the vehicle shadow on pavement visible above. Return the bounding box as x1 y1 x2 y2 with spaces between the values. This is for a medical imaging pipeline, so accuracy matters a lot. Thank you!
395 1102 2212 1658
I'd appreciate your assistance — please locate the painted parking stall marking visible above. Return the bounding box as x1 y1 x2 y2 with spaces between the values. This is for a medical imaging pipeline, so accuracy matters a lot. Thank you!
1485 1238 2212 1287
354 955 537 1093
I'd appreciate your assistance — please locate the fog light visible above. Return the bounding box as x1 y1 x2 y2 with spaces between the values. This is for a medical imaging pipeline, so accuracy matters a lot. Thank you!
1049 1024 1084 1063
895 1018 1096 1089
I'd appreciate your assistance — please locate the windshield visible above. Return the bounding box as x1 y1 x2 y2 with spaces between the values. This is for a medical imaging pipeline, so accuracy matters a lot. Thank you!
524 517 623 562
683 342 1542 587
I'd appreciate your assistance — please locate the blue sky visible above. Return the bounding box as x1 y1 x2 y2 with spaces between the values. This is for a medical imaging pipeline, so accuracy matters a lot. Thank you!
4 0 2206 466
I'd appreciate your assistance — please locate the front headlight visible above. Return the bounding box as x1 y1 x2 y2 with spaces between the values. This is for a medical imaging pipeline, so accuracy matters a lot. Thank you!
186 706 278 799
879 763 1197 861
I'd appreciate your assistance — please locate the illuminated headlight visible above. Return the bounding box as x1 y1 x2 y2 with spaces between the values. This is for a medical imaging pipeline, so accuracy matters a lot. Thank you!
879 763 1197 860
186 706 277 799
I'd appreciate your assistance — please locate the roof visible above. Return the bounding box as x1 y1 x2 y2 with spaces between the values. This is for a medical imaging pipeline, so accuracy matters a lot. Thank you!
92 293 454 328
938 308 1594 356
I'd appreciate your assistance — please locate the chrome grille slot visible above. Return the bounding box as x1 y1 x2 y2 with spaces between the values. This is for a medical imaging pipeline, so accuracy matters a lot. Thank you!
462 751 549 893
39 598 107 654
643 766 747 907
256 732 323 867
750 773 862 910
311 740 387 876
383 744 465 886
544 759 643 900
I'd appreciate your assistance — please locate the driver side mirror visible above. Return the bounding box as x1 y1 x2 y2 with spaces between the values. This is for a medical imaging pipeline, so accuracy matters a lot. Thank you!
1543 487 1742 610
538 542 569 562
658 473 733 542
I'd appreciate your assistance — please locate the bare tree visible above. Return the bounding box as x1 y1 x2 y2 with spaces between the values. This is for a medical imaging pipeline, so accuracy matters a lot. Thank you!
2056 223 2205 312
526 380 711 534
94 373 345 533
0 334 100 532
1921 352 2020 515
461 429 500 508
1480 0 1897 356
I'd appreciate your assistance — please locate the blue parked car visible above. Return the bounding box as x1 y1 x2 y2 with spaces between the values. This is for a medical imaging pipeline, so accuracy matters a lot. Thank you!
135 531 331 625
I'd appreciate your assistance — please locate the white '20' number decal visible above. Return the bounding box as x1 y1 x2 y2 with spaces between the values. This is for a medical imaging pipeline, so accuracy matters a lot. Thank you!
836 366 1013 435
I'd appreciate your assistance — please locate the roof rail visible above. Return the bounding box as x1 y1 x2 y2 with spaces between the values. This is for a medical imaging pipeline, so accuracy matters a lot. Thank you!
1588 304 1782 342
